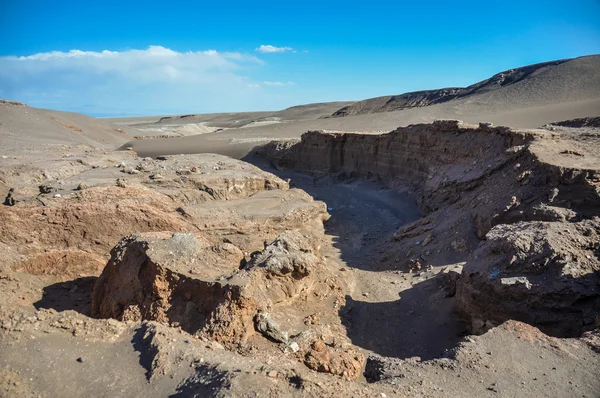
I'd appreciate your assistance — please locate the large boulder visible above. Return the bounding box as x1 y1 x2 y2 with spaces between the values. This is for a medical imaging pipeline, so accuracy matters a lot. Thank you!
455 219 600 337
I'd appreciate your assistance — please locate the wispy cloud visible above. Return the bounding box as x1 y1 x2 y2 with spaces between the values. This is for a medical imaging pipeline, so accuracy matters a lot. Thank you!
246 81 295 89
262 81 295 86
0 46 285 115
255 44 294 53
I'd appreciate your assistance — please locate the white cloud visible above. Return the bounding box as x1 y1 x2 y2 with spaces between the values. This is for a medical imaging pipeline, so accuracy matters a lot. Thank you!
256 45 293 53
262 81 295 86
245 81 295 88
0 46 280 116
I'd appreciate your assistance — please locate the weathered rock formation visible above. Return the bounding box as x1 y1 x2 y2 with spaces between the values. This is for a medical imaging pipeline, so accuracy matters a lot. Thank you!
255 121 543 213
2 188 15 206
91 232 253 344
548 116 600 128
90 227 365 378
303 339 365 380
94 231 329 332
0 153 314 279
92 231 320 344
331 88 463 117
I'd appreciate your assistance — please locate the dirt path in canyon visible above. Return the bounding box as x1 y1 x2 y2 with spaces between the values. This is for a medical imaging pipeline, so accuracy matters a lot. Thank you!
247 157 467 361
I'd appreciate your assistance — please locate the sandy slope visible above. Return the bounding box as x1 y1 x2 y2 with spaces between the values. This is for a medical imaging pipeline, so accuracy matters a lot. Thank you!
0 100 132 153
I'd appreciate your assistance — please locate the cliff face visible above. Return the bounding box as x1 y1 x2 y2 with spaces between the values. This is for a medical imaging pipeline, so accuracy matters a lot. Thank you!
257 121 537 210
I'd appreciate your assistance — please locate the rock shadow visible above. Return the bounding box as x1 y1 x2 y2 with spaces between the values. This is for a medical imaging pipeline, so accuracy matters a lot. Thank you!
340 276 465 360
33 276 97 316
130 325 155 380
170 365 229 398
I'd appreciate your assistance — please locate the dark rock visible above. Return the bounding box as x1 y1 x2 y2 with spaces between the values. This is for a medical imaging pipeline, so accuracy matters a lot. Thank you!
3 188 16 206
38 184 55 194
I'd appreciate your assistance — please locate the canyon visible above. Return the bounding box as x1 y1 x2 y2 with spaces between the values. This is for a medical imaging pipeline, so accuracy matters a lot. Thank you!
1 101 599 395
0 55 599 396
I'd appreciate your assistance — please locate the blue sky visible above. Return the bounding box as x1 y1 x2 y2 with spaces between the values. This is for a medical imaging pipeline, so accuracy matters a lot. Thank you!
1 0 599 116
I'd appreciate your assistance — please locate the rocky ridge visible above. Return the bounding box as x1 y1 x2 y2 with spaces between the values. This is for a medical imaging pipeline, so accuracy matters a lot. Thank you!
330 55 600 117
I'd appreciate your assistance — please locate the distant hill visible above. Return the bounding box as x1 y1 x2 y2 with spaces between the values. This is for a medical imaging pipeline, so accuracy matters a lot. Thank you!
330 55 600 117
0 99 132 152
150 101 356 128
272 102 355 120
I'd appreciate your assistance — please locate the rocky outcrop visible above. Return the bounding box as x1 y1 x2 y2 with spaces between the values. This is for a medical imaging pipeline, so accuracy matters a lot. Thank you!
0 153 307 281
331 88 463 117
255 121 538 211
91 233 250 338
549 116 600 128
0 99 26 106
3 188 15 206
455 220 600 337
90 229 367 379
92 231 325 346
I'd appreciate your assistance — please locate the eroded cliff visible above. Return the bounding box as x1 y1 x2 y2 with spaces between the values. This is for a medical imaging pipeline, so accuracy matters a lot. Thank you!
254 119 600 337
